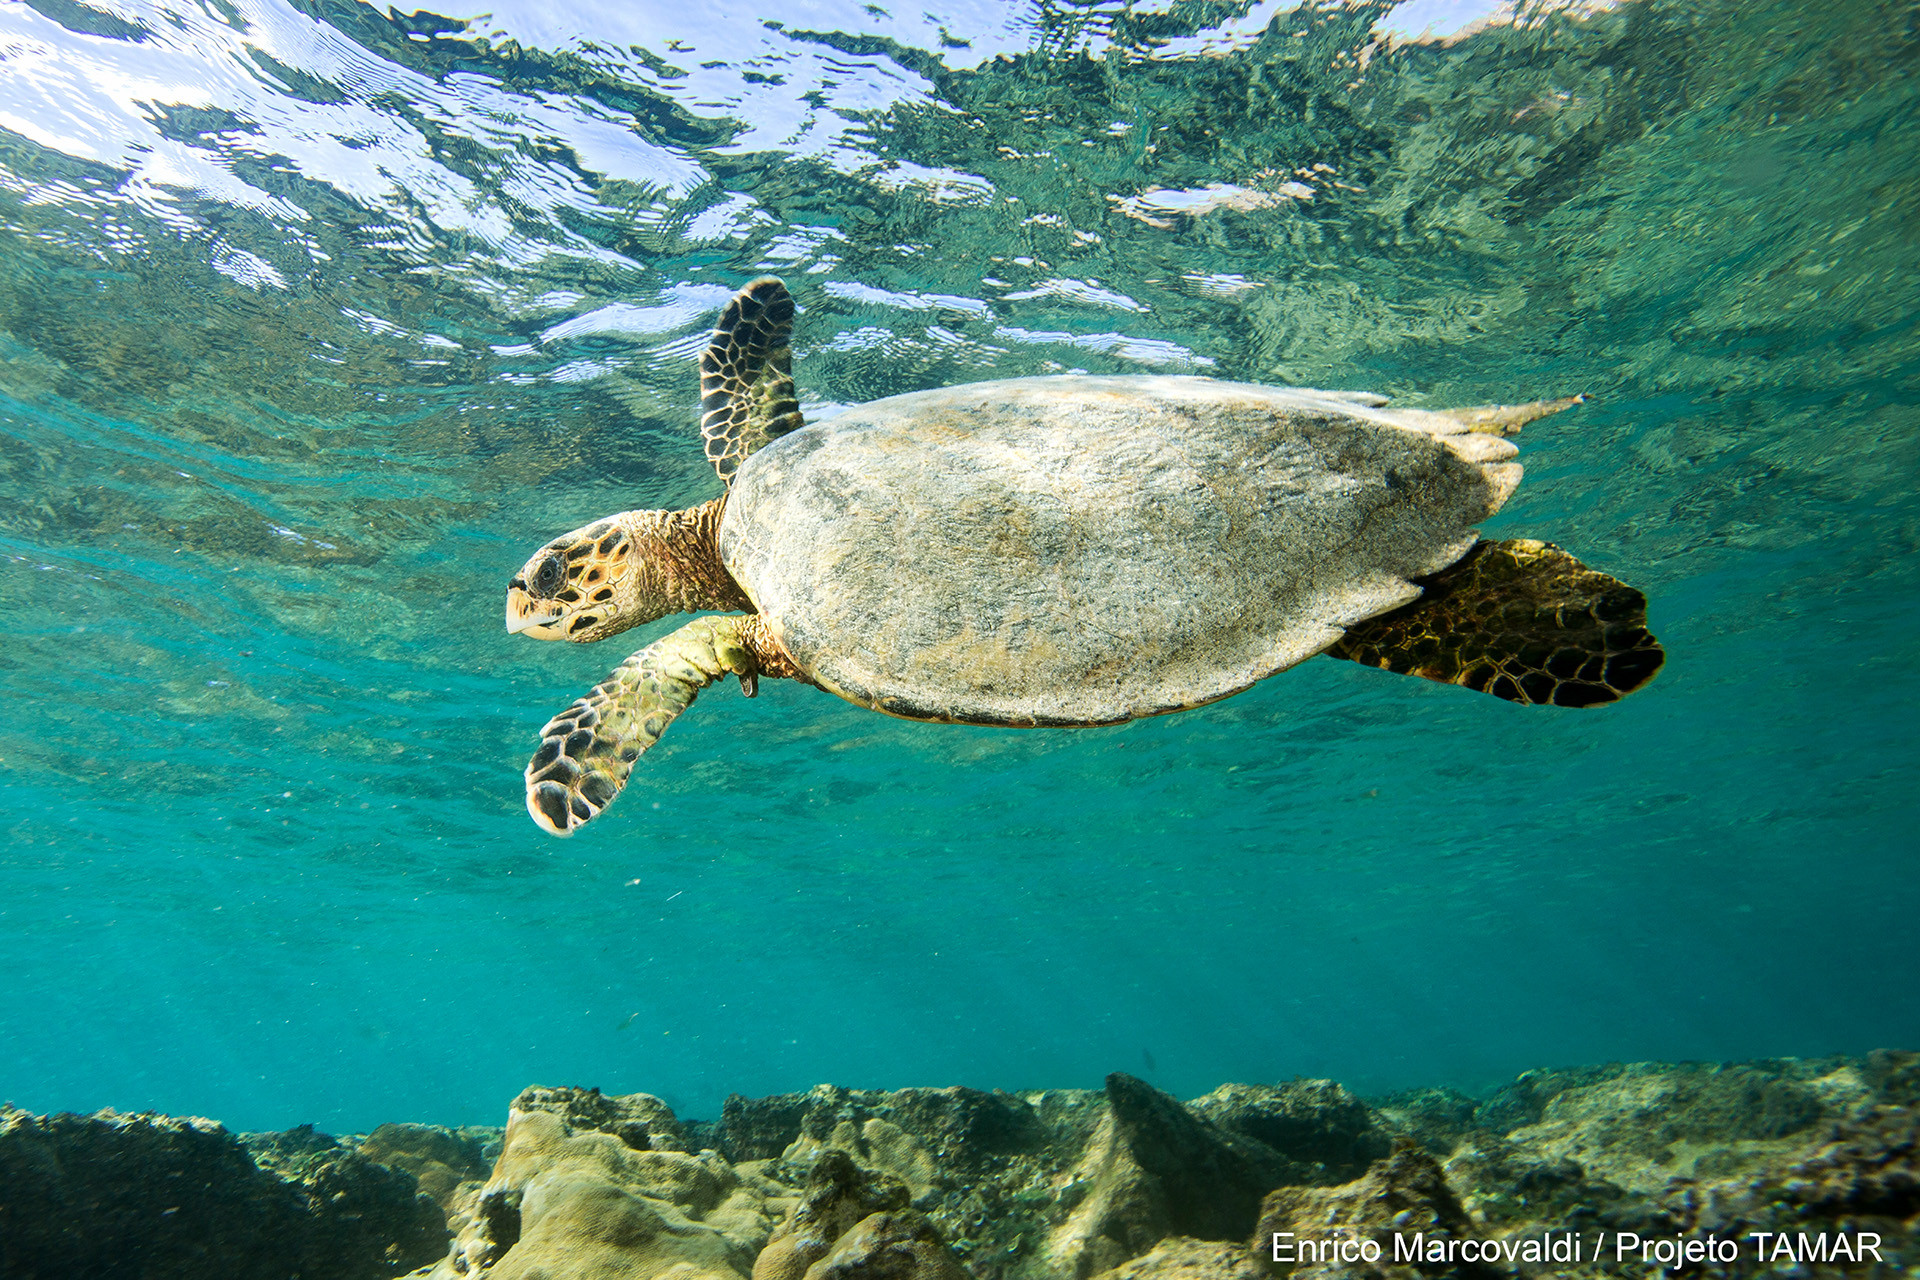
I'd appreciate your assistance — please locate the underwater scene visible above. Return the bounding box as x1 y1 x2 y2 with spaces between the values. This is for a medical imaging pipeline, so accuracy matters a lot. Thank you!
1 0 1916 1276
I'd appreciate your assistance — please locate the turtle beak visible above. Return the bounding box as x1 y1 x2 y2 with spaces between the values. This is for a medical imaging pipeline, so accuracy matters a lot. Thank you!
505 586 561 636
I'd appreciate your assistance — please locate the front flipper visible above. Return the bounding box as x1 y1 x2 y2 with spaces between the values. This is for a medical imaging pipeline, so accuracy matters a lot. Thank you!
524 615 790 835
699 277 804 482
1327 539 1664 707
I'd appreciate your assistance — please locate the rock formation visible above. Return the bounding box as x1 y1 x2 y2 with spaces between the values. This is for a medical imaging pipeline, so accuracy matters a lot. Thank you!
355 1122 500 1209
751 1149 914 1279
1190 1079 1393 1183
425 1085 787 1280
3 1051 1914 1280
0 1104 444 1279
1256 1139 1497 1280
1042 1071 1308 1277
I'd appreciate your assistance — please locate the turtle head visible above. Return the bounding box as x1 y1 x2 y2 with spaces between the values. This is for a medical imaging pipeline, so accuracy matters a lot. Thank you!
507 500 744 643
506 512 664 644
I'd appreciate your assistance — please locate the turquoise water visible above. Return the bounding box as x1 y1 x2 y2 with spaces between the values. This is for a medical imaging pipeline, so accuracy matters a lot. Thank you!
0 0 1914 1135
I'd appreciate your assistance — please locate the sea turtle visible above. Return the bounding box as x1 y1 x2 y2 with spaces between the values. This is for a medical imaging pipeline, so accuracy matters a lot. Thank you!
506 278 1662 835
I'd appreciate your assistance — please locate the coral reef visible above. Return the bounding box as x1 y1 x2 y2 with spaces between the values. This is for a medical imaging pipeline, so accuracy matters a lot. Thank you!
1089 1236 1271 1280
1257 1139 1496 1280
3 1051 1915 1280
752 1149 915 1279
355 1122 501 1210
0 1105 444 1279
1191 1079 1394 1183
803 1209 972 1279
718 1080 1087 1274
1043 1071 1309 1277
426 1085 788 1280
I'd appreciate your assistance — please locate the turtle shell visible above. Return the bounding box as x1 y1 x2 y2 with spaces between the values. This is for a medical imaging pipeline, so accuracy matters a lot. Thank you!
717 375 1521 726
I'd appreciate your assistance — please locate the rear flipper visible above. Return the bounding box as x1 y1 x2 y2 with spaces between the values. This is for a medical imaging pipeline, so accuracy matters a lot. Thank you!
524 615 791 835
1326 539 1663 707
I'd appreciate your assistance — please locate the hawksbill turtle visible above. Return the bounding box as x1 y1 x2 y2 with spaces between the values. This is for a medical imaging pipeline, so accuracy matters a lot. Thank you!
506 277 1662 835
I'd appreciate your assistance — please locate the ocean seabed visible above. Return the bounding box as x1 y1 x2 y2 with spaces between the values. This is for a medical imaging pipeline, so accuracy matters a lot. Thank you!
2 1051 1913 1279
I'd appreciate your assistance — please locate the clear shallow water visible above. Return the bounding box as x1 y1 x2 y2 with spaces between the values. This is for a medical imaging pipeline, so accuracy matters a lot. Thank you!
0 0 1914 1134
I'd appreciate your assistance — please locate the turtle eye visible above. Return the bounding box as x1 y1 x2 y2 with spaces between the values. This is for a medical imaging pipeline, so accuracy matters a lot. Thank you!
531 553 567 598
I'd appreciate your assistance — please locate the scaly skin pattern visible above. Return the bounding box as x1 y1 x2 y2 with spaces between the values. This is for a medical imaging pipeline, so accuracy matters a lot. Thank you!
1326 538 1664 706
524 614 801 835
637 498 755 618
699 277 803 481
